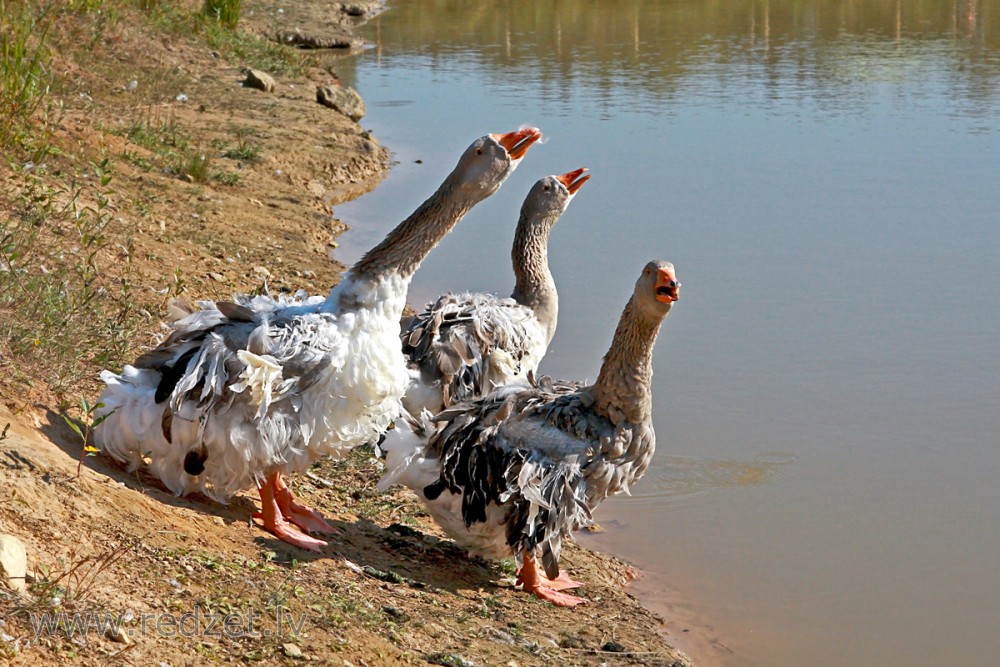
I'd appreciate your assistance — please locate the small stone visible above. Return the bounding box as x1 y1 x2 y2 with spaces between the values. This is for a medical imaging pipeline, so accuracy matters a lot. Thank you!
484 626 514 645
175 93 188 102
0 535 28 594
381 605 409 622
559 636 586 649
105 626 131 644
276 30 360 50
316 84 365 121
425 622 447 638
243 69 275 93
282 642 303 658
253 266 271 278
601 641 627 653
207 273 224 282
426 654 475 667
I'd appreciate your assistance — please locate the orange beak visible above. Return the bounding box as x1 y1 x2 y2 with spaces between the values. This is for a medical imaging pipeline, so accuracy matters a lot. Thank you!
655 267 680 303
492 127 542 161
555 167 590 195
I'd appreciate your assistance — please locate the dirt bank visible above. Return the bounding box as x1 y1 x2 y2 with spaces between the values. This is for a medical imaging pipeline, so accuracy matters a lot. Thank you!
0 2 693 665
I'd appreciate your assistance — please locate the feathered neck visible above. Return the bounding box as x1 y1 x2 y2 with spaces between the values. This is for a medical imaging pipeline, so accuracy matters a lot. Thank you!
351 174 478 282
510 208 560 344
592 297 670 425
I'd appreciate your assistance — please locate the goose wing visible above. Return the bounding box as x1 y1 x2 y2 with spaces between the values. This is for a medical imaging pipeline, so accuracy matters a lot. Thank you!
134 292 330 420
402 292 546 406
423 378 630 579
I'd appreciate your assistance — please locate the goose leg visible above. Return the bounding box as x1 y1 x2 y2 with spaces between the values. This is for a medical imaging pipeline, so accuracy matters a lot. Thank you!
517 553 588 607
255 475 328 551
537 572 585 591
271 472 337 535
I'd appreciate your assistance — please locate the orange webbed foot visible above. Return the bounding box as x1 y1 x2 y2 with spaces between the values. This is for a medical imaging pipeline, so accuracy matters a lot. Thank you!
517 554 589 607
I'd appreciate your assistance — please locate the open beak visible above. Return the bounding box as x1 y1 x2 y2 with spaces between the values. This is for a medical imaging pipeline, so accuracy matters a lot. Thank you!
493 127 542 161
655 267 681 303
555 167 590 195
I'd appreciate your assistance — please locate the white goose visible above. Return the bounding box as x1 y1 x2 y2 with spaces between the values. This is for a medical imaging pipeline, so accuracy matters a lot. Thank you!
94 127 542 550
380 260 680 605
400 168 590 415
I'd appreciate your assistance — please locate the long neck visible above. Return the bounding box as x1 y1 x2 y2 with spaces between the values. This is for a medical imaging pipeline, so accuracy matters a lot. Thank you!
592 297 668 425
351 176 477 281
510 211 559 342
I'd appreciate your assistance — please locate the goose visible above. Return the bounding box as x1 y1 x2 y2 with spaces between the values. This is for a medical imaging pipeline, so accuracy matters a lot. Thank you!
93 127 543 551
379 260 680 606
400 168 590 415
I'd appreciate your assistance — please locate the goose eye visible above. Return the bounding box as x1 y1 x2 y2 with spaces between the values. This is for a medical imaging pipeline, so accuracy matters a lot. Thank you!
543 185 550 191
475 148 483 156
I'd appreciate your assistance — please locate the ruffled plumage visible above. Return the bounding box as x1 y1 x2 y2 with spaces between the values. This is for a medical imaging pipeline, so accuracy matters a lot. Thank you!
400 292 548 414
96 276 409 502
381 375 653 577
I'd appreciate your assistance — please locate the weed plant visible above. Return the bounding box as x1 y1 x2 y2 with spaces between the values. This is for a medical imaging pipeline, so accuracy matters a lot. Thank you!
202 0 240 29
0 0 54 158
0 161 143 398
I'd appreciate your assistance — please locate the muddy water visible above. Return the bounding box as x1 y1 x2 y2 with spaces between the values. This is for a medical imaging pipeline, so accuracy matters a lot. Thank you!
332 2 1000 665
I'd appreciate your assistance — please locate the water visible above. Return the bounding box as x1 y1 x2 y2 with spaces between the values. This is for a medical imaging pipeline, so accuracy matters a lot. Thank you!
332 2 1000 665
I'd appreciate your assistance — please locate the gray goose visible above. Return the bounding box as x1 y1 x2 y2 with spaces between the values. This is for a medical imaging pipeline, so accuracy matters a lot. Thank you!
94 128 542 551
400 168 590 415
379 260 681 605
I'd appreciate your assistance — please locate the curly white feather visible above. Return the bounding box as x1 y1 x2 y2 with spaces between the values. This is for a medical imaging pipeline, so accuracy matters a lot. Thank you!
95 273 409 502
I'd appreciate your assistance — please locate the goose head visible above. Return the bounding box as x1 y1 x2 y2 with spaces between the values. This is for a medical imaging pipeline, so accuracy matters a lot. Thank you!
452 127 542 197
637 259 681 318
521 167 590 226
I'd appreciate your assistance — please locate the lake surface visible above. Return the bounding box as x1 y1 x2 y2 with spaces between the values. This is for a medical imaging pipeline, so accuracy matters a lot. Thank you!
332 2 1000 665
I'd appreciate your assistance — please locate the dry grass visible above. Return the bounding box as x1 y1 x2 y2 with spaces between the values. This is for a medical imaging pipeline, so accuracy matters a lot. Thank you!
0 161 144 401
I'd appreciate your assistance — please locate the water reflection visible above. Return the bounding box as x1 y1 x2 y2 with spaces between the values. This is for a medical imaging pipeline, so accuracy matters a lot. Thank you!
622 453 795 510
353 0 1000 124
337 2 1000 666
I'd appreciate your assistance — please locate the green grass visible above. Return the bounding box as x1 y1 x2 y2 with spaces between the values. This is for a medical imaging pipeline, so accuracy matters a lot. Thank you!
222 142 261 163
203 20 309 75
213 170 241 186
202 0 241 29
178 152 212 183
0 0 54 158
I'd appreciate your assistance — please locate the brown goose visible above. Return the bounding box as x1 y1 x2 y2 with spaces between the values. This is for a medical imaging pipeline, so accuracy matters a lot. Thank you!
94 128 542 550
379 260 681 605
400 168 590 415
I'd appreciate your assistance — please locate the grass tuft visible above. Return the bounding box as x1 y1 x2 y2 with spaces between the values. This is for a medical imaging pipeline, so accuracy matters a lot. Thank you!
0 0 54 157
178 152 213 183
202 0 241 29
